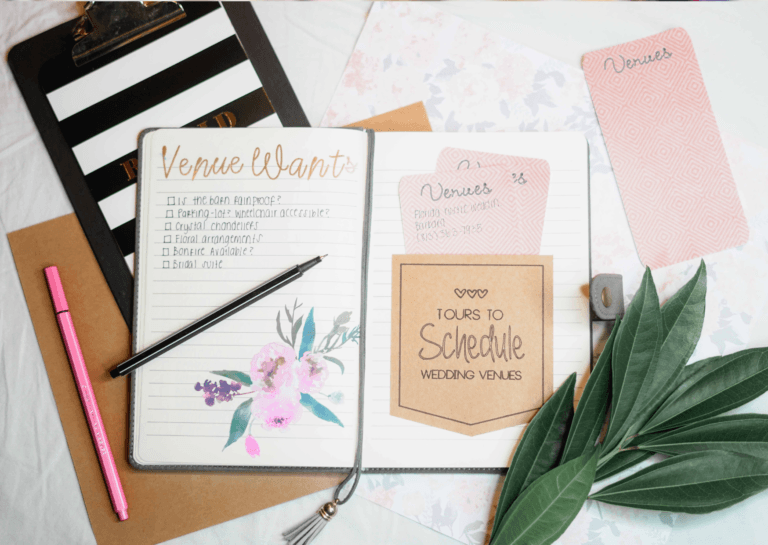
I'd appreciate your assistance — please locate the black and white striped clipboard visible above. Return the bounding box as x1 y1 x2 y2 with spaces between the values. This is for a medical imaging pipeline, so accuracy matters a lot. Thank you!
9 2 309 327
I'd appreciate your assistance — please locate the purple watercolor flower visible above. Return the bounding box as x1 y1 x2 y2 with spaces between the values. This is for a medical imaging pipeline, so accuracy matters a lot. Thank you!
297 353 329 394
245 435 261 457
250 343 298 396
194 379 242 406
252 388 303 430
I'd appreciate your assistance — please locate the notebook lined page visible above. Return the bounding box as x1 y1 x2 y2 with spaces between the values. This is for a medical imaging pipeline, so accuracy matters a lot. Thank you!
132 128 369 468
361 133 590 469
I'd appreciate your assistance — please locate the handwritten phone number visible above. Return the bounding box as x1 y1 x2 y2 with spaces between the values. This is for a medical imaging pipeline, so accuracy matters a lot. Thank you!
416 224 482 243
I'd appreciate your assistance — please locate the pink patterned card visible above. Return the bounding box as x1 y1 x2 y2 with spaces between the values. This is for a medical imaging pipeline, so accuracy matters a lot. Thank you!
399 166 542 255
435 148 550 254
583 28 748 269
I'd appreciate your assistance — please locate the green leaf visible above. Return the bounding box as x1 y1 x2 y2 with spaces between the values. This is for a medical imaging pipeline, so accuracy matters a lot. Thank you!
489 373 576 539
335 311 352 326
673 358 712 390
634 261 707 422
276 312 289 345
323 356 345 374
211 370 252 387
561 317 621 464
300 393 343 427
291 316 303 348
285 304 293 322
603 267 662 452
590 451 768 514
595 449 654 482
223 398 253 450
638 414 768 458
490 450 597 545
298 308 316 359
642 348 768 434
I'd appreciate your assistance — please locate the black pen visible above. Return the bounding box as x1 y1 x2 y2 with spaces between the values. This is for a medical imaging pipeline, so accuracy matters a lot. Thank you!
110 255 326 378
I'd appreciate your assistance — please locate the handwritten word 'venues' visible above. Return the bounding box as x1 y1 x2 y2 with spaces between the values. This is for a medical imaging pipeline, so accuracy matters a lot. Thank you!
420 182 492 202
603 48 672 74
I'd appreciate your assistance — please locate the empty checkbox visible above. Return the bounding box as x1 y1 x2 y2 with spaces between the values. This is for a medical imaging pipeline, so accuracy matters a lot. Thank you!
166 210 173 218
162 261 169 269
162 248 169 256
168 197 175 205
165 222 171 230
164 235 171 243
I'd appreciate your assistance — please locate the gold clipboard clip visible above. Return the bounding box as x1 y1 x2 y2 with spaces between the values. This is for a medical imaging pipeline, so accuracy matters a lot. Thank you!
72 2 186 67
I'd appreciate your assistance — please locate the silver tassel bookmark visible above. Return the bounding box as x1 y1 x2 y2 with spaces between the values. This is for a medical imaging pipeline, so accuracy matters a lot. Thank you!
283 501 339 545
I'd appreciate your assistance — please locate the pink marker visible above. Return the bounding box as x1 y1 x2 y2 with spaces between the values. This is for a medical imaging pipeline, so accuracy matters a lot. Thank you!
44 266 129 522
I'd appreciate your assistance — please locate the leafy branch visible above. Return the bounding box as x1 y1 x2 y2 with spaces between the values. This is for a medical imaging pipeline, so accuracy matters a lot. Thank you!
488 261 768 545
313 311 359 354
276 298 304 349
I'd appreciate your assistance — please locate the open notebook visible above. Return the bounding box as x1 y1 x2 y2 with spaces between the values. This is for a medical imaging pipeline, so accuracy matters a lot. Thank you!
131 128 590 471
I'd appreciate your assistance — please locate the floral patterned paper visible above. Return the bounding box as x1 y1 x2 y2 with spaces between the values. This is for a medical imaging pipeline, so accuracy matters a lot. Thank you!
326 3 768 544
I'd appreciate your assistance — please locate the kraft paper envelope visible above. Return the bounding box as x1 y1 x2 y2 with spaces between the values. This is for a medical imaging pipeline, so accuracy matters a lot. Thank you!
7 106 431 545
344 101 431 131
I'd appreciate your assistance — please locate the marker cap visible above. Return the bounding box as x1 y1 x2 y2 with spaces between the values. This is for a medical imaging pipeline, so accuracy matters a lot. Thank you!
44 266 69 313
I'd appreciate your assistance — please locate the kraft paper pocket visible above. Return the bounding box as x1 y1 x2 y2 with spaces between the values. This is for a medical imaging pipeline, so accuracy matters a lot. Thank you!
399 167 543 255
390 254 553 436
582 27 749 269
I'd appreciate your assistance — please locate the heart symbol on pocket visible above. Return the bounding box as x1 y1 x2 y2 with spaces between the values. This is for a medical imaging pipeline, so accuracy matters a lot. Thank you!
467 289 478 299
454 289 466 298
477 289 488 299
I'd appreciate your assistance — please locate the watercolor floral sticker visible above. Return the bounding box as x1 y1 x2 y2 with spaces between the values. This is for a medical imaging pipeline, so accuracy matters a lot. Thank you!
192 299 359 455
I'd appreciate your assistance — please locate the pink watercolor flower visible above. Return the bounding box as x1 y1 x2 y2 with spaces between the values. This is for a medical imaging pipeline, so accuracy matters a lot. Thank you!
297 353 329 394
252 388 303 431
245 435 260 457
250 343 297 396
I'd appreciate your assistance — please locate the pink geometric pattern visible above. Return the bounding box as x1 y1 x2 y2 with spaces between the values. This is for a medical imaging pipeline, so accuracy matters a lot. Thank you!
436 148 550 256
399 166 546 255
583 28 749 269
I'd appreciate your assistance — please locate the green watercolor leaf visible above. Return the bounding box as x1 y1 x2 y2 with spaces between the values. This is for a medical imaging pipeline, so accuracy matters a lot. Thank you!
300 393 343 427
223 397 253 450
211 370 252 387
335 311 352 326
276 312 289 345
291 316 303 348
595 449 654 482
633 261 707 424
323 356 345 375
490 450 597 545
642 348 768 434
638 414 768 458
603 267 662 452
561 317 621 464
590 451 768 514
489 373 576 540
298 308 316 359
